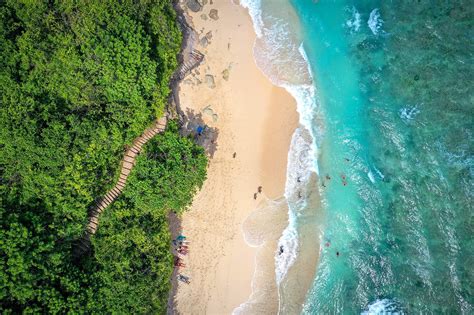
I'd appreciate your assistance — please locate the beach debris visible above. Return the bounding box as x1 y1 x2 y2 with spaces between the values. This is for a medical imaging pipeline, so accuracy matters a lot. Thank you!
222 68 230 81
200 13 208 21
205 74 216 88
209 9 219 20
186 0 202 12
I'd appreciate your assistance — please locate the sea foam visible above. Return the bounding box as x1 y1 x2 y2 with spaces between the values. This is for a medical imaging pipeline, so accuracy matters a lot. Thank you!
368 9 383 35
346 6 361 32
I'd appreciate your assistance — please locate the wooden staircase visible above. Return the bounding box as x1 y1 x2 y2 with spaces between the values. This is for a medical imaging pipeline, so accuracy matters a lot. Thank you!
73 116 168 257
178 49 204 79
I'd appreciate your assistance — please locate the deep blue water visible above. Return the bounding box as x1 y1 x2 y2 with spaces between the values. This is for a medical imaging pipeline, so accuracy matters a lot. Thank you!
290 1 474 313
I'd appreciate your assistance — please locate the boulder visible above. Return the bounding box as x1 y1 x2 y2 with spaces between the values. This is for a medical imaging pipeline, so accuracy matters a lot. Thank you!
186 0 202 12
222 68 230 81
205 75 216 89
209 9 219 20
200 36 209 47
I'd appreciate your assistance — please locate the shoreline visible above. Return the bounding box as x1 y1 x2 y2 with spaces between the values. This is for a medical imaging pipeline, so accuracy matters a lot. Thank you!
169 0 298 313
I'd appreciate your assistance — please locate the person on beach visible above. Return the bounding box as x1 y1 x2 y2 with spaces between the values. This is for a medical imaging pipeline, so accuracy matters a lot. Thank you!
178 274 190 284
173 240 186 247
279 245 284 255
258 186 262 193
174 257 185 267
177 235 186 241
233 152 237 158
253 193 257 200
326 174 331 180
341 174 347 186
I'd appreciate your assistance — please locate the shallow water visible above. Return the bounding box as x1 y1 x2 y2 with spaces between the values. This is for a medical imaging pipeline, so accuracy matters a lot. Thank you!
290 1 474 313
241 0 473 313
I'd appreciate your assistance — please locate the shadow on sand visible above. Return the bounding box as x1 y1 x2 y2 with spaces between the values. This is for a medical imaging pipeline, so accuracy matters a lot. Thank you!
180 108 219 158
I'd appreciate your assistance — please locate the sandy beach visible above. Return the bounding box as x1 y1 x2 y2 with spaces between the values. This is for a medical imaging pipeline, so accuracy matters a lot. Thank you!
170 0 298 313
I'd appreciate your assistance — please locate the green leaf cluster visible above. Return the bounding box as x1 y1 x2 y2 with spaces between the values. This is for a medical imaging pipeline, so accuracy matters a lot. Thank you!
0 0 206 313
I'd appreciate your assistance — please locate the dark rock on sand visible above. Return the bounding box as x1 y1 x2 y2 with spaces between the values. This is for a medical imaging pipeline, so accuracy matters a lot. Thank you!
200 31 213 48
186 0 202 12
200 36 209 47
205 75 216 88
222 69 230 81
209 9 219 20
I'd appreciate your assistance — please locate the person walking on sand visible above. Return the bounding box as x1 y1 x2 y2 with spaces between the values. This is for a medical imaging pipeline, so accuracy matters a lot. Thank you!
178 274 190 284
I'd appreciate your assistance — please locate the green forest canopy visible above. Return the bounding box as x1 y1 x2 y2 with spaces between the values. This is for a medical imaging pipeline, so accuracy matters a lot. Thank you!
0 1 207 313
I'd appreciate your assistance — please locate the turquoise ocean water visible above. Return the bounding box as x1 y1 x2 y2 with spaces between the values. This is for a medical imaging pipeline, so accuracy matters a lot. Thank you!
241 0 473 313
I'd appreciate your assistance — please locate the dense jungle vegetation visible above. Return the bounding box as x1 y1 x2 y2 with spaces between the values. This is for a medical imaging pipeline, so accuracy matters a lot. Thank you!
0 1 207 313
